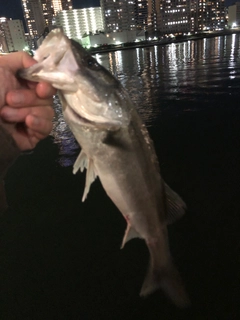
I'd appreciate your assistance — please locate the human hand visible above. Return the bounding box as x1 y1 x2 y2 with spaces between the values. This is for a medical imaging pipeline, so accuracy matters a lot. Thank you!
0 52 55 151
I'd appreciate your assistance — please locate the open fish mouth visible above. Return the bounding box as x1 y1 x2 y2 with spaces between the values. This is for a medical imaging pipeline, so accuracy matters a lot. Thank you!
67 105 94 126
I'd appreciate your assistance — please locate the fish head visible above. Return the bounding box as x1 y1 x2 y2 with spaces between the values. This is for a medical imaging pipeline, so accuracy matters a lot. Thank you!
19 28 131 129
19 28 78 90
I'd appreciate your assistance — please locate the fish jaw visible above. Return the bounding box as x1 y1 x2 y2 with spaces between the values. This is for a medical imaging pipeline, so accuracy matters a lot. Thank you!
18 30 79 91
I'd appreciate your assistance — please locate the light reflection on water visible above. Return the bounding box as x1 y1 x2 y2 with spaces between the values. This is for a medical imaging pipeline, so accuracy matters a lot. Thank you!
52 34 240 166
51 95 79 167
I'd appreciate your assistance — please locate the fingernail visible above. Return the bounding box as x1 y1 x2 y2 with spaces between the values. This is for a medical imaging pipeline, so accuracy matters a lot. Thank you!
10 92 24 105
31 115 40 125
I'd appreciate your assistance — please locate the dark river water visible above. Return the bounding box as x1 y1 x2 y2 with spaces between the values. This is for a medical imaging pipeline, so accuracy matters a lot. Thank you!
1 34 240 320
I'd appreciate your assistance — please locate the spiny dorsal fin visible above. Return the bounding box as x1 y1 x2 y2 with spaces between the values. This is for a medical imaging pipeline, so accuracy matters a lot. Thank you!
164 182 187 224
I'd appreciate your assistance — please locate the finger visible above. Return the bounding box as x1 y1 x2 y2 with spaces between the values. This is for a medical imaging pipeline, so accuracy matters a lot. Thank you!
6 89 53 108
0 105 54 123
12 126 39 151
25 114 53 137
36 82 56 98
0 52 36 73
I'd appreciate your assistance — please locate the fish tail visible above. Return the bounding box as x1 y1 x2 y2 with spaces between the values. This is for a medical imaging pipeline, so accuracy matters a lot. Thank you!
140 240 190 308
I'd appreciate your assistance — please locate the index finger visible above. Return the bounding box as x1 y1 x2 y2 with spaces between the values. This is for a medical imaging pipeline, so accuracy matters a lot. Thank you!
0 52 36 73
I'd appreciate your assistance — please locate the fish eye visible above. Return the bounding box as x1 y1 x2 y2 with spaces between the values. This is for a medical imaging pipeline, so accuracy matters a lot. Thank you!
43 54 50 60
86 57 99 70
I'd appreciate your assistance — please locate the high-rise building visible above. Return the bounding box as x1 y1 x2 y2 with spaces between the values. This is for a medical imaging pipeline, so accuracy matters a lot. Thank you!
135 0 148 30
228 2 240 28
100 0 136 33
197 0 225 31
2 19 27 52
41 0 73 28
21 0 46 36
138 0 225 35
21 0 73 36
160 0 191 35
192 0 225 31
146 0 161 35
0 18 9 52
41 0 54 29
52 0 73 14
54 8 104 39
146 0 190 36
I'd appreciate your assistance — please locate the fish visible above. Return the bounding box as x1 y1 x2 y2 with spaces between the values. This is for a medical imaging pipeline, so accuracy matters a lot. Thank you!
19 28 190 307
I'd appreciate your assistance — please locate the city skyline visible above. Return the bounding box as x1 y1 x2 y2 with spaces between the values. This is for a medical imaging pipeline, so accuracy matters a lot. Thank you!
0 0 100 21
0 1 236 21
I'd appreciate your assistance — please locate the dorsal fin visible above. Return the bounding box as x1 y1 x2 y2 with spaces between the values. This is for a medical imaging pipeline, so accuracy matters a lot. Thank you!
164 182 187 224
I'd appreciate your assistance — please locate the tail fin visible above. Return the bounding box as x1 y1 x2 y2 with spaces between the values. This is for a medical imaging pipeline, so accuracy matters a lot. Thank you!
140 242 190 308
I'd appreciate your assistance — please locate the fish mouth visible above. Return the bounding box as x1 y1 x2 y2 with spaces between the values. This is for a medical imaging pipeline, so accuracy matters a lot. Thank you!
67 105 94 126
65 104 122 131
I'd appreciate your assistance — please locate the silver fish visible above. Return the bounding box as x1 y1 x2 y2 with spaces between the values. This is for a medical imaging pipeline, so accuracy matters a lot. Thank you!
19 29 190 307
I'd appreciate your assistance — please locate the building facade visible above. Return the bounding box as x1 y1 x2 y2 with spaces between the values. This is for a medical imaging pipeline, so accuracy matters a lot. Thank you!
196 0 225 31
228 2 240 28
0 18 8 53
52 0 73 13
54 8 104 39
100 0 136 32
99 0 226 37
21 0 46 36
2 19 27 52
135 0 148 30
21 0 73 36
41 0 73 29
157 0 191 35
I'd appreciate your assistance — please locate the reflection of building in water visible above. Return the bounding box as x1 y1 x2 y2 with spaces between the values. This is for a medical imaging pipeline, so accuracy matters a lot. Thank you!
51 95 79 167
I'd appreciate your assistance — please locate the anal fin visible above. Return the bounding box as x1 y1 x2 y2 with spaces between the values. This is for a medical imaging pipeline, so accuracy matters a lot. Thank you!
121 223 141 249
82 158 98 202
73 150 88 174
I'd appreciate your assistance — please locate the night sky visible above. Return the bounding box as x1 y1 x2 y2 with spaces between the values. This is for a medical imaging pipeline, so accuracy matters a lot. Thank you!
0 0 236 25
0 0 100 20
